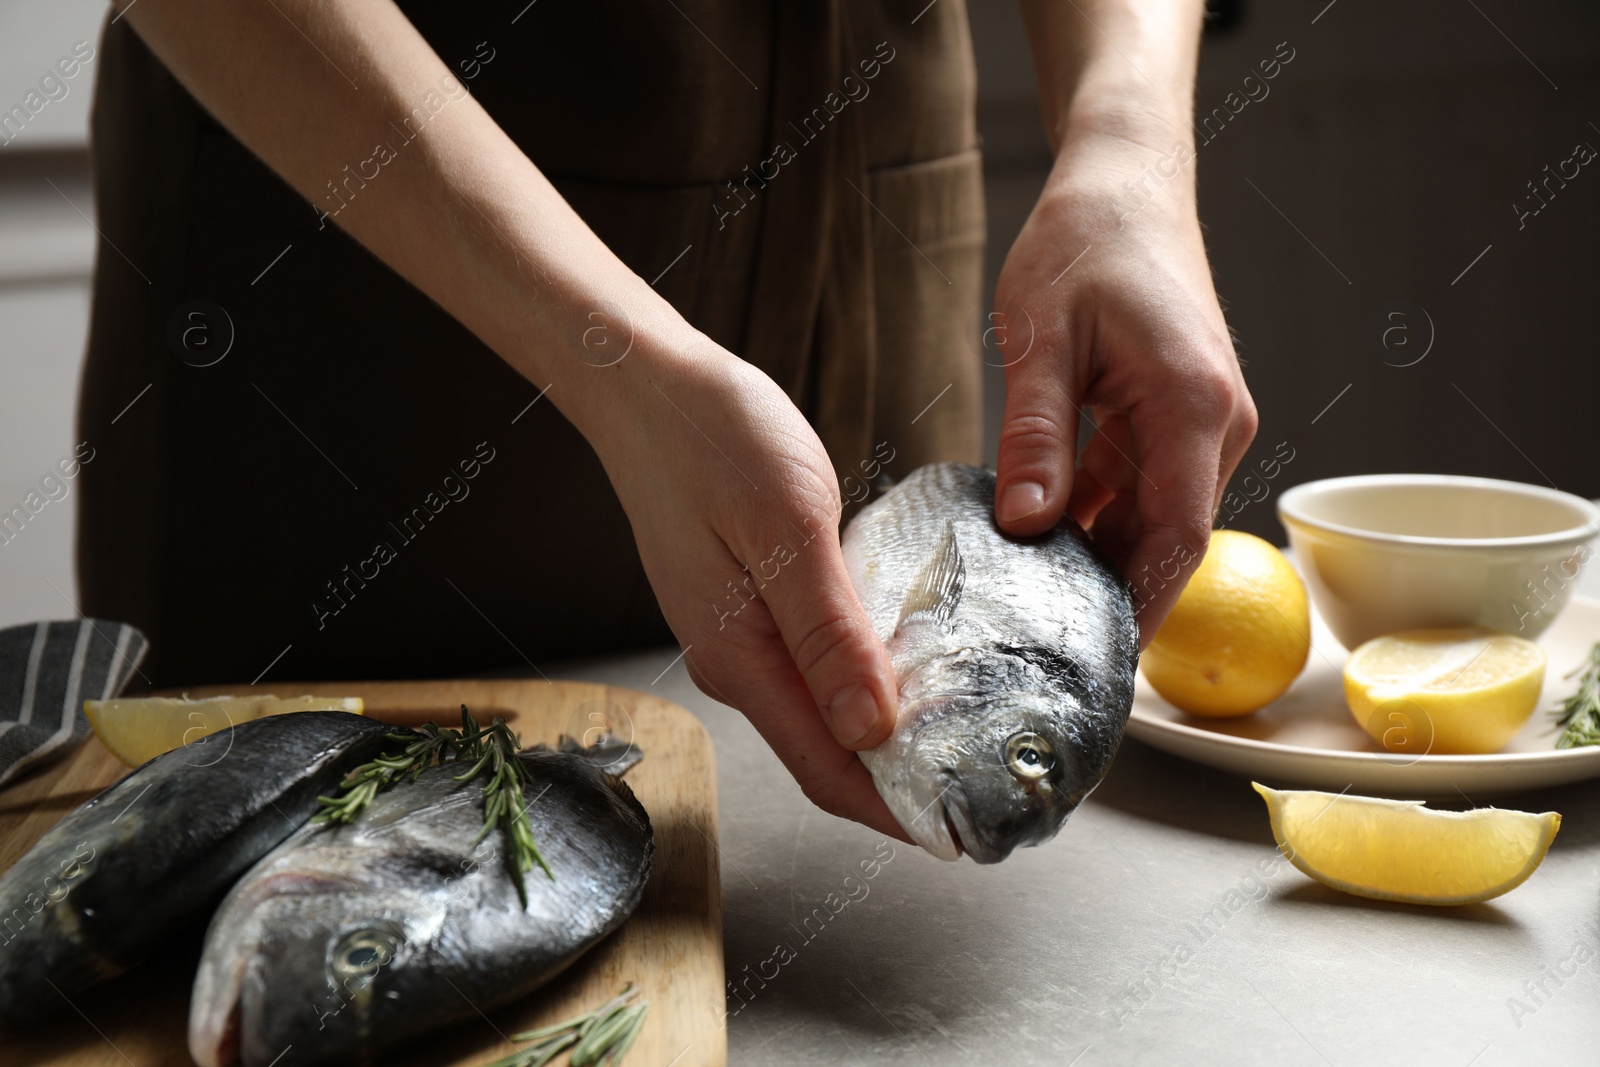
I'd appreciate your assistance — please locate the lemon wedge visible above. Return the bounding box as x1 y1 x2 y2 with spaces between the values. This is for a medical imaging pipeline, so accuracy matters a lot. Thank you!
1343 627 1546 755
83 695 365 767
1254 783 1559 905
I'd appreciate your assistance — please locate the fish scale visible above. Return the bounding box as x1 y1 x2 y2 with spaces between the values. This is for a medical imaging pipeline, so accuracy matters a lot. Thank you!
844 463 1139 863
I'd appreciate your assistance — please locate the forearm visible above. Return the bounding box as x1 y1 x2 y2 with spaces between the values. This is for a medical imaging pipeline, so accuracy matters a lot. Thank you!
1019 0 1206 157
119 0 713 436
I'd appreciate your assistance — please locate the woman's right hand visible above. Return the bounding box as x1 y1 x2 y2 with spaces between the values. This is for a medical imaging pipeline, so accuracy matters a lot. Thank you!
581 338 909 840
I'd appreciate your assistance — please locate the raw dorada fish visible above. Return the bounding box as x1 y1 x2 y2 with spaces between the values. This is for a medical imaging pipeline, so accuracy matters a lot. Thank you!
0 712 396 1020
189 737 652 1067
845 463 1139 863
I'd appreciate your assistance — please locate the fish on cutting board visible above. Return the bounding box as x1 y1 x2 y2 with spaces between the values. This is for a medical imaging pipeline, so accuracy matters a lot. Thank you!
844 463 1139 863
188 737 653 1067
0 712 398 1021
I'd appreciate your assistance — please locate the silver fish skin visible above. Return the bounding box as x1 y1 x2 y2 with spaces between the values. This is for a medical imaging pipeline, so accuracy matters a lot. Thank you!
844 463 1138 864
188 742 653 1067
0 711 398 1022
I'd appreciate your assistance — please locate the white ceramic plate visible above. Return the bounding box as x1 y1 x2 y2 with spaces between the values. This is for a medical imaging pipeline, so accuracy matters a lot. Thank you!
1126 594 1600 798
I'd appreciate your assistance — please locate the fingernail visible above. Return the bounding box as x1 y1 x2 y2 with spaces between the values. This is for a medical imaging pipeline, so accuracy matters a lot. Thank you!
1000 480 1046 523
825 684 883 747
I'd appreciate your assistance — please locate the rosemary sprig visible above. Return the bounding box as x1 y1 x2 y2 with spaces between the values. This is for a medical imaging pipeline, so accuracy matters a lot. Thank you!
312 705 552 905
1553 641 1600 749
481 985 648 1067
312 726 458 824
469 711 553 904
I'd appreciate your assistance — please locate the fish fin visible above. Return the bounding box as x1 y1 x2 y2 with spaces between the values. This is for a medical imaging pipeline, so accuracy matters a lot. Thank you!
896 522 965 629
557 733 644 776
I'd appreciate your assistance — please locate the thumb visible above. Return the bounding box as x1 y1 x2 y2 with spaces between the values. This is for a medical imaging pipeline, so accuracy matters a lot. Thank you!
994 365 1080 537
761 537 897 751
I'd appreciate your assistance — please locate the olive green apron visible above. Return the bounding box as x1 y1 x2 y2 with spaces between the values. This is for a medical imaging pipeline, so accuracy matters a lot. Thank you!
77 0 984 686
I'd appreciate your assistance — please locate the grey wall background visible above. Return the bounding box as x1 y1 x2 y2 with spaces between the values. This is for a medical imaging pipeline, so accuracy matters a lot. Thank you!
2 0 1596 630
0 0 102 631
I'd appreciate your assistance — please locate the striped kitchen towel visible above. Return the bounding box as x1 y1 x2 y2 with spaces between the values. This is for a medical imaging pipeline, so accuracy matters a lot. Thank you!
0 620 148 788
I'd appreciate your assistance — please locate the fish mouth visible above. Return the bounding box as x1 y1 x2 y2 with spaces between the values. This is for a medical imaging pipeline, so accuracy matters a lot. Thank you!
941 804 964 858
189 947 250 1067
941 787 1002 865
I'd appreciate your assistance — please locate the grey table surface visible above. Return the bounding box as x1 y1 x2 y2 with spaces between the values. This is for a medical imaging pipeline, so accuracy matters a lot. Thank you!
540 565 1600 1067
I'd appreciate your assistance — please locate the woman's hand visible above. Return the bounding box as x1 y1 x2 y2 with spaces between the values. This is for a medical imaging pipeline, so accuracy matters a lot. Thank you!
990 126 1258 641
585 341 908 839
121 0 906 837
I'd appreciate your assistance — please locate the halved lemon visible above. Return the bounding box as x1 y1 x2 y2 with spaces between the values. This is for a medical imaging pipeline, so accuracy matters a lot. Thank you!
84 695 364 767
1254 783 1559 905
1343 628 1546 755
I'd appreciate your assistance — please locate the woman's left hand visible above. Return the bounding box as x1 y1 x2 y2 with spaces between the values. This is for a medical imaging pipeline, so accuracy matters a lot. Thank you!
988 126 1258 642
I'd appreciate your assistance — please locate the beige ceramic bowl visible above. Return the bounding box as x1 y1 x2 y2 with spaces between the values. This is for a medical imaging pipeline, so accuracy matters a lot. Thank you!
1277 474 1600 650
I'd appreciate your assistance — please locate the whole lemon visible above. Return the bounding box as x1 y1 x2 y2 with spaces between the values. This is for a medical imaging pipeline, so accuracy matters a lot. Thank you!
1140 530 1310 717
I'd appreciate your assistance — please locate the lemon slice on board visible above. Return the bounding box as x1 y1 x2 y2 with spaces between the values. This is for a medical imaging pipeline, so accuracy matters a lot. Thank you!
1253 783 1559 906
1343 628 1546 755
84 695 364 767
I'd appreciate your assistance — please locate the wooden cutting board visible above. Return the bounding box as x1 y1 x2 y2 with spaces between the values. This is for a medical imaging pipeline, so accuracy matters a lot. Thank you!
0 679 726 1067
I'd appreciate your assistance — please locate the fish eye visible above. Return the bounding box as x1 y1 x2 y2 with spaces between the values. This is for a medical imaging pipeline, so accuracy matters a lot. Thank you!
1004 732 1054 782
332 928 399 982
